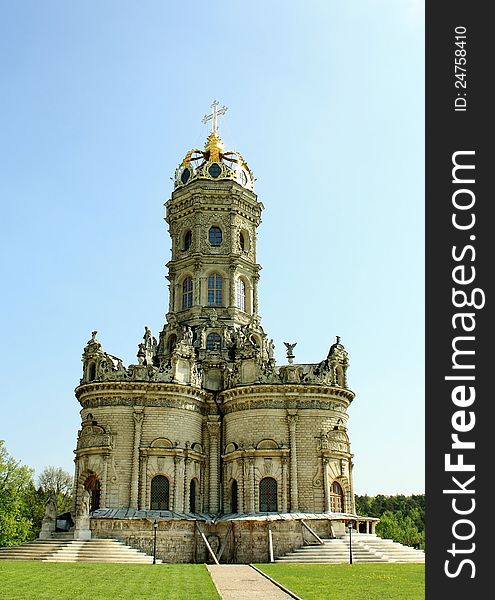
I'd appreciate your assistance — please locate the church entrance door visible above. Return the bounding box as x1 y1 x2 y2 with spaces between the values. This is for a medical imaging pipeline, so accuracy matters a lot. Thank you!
84 474 101 511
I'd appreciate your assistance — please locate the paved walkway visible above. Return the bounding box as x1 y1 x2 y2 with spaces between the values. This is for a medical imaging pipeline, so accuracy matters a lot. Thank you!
207 565 297 599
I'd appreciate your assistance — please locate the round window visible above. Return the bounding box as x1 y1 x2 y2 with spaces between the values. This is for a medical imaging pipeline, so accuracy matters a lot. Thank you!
208 163 221 178
181 168 190 184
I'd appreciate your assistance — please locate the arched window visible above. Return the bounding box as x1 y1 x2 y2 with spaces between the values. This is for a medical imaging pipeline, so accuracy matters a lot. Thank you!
150 475 170 510
209 226 222 246
88 363 96 381
330 481 344 512
206 333 222 350
239 231 246 251
207 273 223 306
259 477 278 513
182 277 193 309
236 279 246 312
231 480 238 513
84 474 101 511
183 230 192 251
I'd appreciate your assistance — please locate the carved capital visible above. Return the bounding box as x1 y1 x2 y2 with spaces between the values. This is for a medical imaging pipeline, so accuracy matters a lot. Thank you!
207 421 221 437
287 414 299 427
133 410 144 426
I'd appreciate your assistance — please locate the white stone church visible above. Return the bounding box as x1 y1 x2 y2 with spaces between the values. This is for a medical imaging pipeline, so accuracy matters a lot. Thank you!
70 104 377 562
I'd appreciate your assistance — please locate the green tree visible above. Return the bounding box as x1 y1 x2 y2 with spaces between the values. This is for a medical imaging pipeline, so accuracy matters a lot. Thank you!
0 440 34 546
38 466 73 514
355 493 425 549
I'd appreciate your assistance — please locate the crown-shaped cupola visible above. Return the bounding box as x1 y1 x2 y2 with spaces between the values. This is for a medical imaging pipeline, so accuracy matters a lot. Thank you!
174 101 255 191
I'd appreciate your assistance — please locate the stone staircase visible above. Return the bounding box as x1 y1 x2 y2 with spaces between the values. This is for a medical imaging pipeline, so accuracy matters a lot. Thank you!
0 537 161 564
276 533 425 564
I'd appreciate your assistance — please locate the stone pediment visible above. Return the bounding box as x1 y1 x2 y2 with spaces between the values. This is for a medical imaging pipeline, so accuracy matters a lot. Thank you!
77 429 112 451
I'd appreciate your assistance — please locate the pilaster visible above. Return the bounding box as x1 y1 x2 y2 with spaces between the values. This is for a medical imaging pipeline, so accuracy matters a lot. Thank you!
130 409 143 509
287 412 299 511
207 418 221 513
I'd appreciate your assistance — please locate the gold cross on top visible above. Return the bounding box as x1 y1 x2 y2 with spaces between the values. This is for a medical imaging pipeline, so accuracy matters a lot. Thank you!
202 100 228 134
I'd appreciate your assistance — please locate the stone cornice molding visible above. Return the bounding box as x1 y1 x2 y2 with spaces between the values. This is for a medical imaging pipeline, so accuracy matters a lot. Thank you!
76 382 212 413
220 384 354 404
76 381 212 402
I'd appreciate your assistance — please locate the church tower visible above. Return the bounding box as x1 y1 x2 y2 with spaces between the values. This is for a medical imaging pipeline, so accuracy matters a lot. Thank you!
71 103 361 559
156 101 271 392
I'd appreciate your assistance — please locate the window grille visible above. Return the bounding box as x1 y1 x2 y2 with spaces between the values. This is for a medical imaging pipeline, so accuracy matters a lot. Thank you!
150 475 170 510
259 477 278 512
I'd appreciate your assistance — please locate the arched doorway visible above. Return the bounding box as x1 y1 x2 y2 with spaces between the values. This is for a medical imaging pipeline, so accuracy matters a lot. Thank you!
84 474 101 512
189 478 199 513
330 481 345 512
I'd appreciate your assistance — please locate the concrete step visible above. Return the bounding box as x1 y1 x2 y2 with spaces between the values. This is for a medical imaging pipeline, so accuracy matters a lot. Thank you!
0 538 161 564
276 534 424 564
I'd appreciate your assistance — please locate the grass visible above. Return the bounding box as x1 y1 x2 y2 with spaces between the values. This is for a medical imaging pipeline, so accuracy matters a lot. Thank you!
257 563 425 600
0 561 220 600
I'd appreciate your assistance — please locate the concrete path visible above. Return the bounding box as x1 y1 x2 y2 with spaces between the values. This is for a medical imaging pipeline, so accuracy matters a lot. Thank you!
207 565 298 599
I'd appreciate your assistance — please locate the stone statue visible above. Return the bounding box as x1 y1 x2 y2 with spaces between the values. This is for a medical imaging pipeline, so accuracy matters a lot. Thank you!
283 342 297 364
39 491 58 539
78 488 91 517
183 326 193 346
44 492 57 520
137 343 146 365
144 326 153 348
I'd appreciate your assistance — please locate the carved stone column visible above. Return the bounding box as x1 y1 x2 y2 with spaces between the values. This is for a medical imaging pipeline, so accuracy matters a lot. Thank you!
287 413 299 511
183 457 192 512
322 457 331 512
281 457 289 512
199 275 207 306
101 453 109 508
245 457 255 512
237 458 244 513
72 457 80 515
250 457 257 511
207 419 221 513
167 274 175 312
252 274 260 315
347 460 355 513
200 458 206 513
130 410 144 509
139 454 148 510
229 264 238 307
194 261 202 306
222 462 229 511
173 455 183 512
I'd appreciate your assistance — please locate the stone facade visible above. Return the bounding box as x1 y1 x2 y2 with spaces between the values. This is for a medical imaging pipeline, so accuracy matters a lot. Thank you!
71 122 358 561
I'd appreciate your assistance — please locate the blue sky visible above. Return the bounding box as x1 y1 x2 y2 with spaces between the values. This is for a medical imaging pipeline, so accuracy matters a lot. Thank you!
0 1 424 495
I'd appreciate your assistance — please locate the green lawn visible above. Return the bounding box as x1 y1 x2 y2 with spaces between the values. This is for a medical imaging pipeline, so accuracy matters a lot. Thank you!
0 561 220 600
257 563 425 600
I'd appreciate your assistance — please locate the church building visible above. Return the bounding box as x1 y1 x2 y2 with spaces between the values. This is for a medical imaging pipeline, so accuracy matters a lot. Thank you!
71 103 372 562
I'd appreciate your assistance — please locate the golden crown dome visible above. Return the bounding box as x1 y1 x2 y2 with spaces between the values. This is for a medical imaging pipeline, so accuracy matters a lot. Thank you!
174 103 255 191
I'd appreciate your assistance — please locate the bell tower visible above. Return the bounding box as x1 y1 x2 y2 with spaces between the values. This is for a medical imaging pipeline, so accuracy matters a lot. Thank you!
156 102 272 389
